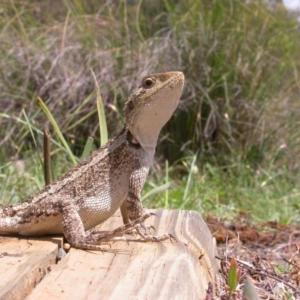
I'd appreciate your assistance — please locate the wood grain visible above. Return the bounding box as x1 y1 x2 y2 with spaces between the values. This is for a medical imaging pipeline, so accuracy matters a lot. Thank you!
0 236 62 300
27 210 219 300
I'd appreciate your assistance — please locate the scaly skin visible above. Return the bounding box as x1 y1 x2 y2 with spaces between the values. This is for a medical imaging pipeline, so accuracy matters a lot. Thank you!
0 71 185 250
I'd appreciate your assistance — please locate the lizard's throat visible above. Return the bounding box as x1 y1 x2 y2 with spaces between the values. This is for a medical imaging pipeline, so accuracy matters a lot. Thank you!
126 129 156 159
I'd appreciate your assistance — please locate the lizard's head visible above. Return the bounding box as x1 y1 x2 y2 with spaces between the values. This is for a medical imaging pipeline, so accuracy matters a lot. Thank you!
125 71 184 155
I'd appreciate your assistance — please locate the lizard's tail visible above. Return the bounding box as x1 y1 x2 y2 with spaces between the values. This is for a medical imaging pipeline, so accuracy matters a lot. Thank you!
0 216 23 234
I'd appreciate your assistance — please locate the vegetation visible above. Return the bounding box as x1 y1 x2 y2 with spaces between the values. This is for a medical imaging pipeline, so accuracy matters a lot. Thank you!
0 0 299 223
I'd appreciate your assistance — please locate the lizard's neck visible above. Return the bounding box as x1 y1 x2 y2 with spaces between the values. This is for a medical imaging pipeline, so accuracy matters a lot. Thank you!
126 128 156 159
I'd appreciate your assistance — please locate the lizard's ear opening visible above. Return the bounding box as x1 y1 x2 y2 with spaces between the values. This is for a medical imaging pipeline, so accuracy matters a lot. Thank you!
126 100 134 110
142 77 155 89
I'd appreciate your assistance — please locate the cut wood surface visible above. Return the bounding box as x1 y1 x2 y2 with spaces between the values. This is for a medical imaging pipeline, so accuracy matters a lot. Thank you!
0 236 63 300
0 210 219 300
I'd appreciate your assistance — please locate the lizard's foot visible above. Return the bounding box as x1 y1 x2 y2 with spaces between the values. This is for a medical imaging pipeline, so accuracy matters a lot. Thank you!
134 222 177 243
124 224 156 236
61 199 153 251
87 213 154 244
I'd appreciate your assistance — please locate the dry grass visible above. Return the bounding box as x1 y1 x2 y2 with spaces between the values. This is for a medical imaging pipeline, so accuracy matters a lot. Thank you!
0 0 300 223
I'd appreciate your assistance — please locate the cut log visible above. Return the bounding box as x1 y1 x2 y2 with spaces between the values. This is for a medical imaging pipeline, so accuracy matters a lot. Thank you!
0 236 62 300
27 209 219 299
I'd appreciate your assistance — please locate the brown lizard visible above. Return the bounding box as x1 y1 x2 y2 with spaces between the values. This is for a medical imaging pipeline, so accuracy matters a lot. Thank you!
0 71 184 250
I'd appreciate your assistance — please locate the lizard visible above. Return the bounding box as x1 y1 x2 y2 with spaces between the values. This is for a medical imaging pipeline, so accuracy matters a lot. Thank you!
0 71 185 251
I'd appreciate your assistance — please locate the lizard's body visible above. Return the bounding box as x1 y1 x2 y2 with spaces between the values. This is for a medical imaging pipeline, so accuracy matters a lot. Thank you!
0 71 184 250
0 129 144 235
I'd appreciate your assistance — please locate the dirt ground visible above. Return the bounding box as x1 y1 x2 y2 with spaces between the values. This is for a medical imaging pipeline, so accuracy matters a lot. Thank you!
205 212 300 299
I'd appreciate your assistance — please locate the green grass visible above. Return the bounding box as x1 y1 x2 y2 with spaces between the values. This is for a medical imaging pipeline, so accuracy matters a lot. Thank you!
0 0 300 224
142 155 300 223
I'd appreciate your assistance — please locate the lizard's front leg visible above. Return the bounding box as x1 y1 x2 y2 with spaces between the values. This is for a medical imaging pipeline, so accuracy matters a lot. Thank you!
59 197 152 250
120 171 175 242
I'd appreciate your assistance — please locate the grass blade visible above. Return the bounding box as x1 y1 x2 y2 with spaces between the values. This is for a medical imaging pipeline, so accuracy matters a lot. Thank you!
182 154 197 203
228 257 238 294
141 182 171 202
22 110 38 149
37 97 77 166
165 160 169 208
43 129 51 185
91 69 108 146
81 137 94 160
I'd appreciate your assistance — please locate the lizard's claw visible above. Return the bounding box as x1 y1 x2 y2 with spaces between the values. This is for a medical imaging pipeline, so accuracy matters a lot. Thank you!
168 233 177 243
124 224 154 236
148 225 156 234
149 212 157 217
133 222 177 243
124 228 137 236
135 223 156 234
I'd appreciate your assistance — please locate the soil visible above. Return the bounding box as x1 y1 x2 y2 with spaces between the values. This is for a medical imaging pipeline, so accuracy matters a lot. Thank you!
205 212 300 299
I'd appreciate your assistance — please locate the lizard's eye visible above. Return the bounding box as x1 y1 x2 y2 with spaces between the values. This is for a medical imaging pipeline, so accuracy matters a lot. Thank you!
143 78 155 89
